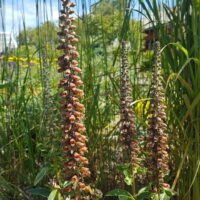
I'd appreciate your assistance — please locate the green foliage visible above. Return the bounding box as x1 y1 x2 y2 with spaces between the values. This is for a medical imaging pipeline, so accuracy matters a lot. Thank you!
106 186 176 200
48 189 60 200
18 21 58 46
136 186 151 200
0 0 200 200
117 163 136 186
90 0 122 42
34 166 51 186
106 189 135 200
26 187 51 198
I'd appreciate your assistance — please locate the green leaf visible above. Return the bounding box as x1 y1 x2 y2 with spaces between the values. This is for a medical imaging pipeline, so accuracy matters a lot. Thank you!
117 163 131 172
161 42 189 58
124 176 133 186
152 193 171 200
34 166 50 186
163 188 177 197
161 193 170 200
181 93 200 123
0 80 12 89
48 189 58 200
172 43 189 58
26 187 51 197
0 175 14 191
106 189 133 198
136 186 151 200
63 181 73 188
118 163 134 186
119 195 135 200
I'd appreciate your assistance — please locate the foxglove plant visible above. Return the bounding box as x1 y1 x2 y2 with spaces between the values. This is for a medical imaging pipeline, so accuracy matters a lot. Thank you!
57 0 91 199
42 47 54 134
146 41 169 192
120 41 139 169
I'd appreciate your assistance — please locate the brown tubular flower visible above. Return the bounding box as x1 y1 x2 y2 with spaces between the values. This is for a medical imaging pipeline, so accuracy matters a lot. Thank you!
146 41 169 192
57 1 91 199
120 41 139 168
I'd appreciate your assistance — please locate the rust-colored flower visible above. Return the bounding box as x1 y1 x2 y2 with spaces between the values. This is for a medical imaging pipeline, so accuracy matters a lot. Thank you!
120 41 139 168
146 41 170 192
57 0 91 199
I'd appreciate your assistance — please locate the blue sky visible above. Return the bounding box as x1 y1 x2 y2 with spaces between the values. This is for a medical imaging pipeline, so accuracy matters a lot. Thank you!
0 0 59 34
0 0 173 35
0 0 100 35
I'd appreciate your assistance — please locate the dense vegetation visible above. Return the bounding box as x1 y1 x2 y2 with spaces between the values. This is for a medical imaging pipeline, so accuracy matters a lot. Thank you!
0 0 199 199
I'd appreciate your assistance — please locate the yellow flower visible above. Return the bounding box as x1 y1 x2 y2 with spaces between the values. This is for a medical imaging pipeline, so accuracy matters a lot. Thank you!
8 57 14 62
135 99 150 117
22 64 29 68
19 57 27 62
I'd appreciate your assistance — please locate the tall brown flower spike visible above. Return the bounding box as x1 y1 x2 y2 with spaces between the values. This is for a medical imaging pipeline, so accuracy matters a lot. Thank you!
120 41 139 168
146 41 169 192
57 1 91 199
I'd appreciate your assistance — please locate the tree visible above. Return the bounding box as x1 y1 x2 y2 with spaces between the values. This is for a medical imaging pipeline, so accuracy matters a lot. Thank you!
17 21 58 47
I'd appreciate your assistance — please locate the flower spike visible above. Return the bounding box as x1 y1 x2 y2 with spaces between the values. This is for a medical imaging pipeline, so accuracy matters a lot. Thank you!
57 1 91 199
120 41 139 168
146 41 170 192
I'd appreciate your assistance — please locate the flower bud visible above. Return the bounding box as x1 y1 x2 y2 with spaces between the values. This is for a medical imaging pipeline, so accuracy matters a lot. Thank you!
70 138 76 146
71 66 82 73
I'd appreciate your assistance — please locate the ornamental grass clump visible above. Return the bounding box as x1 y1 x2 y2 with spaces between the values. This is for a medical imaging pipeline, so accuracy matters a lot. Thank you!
120 41 139 168
57 0 91 199
146 41 169 192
